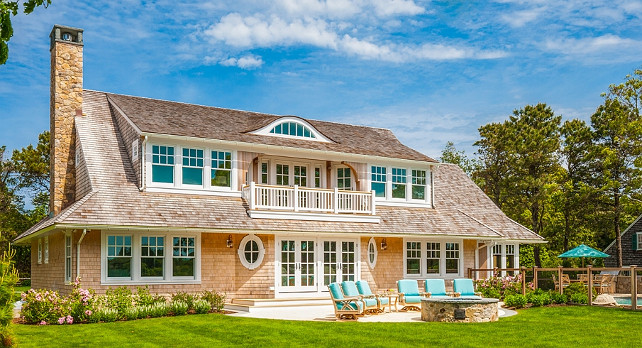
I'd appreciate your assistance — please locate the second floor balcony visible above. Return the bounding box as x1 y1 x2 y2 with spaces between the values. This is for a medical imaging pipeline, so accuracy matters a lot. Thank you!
242 182 380 223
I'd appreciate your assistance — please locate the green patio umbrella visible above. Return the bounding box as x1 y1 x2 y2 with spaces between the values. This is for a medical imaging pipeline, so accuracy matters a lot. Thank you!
558 244 610 267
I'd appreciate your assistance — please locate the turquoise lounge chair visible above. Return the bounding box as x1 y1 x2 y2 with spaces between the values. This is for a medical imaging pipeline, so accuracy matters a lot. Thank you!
396 279 426 311
328 282 361 320
356 280 389 312
342 281 378 314
453 279 482 299
424 279 451 299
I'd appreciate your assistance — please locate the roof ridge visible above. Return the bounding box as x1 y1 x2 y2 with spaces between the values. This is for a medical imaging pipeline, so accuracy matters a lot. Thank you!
456 208 504 237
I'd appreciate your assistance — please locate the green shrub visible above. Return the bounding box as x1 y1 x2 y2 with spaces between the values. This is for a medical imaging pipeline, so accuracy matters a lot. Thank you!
504 294 527 308
171 301 189 316
0 249 18 346
123 307 139 321
193 300 210 314
105 287 133 315
134 286 155 307
529 293 551 307
172 292 195 310
563 282 596 299
200 290 226 312
570 293 588 305
550 292 568 304
148 302 170 318
87 311 101 323
98 308 119 323
65 279 97 323
21 289 62 324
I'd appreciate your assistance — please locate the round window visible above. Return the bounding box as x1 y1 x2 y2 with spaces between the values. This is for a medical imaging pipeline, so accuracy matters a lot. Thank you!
367 237 377 268
238 235 265 270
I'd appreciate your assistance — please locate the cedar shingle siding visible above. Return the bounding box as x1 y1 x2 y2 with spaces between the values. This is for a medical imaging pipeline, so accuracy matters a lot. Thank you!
604 215 642 267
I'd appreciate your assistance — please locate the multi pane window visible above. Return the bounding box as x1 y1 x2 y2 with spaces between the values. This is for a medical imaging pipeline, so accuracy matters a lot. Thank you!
173 237 195 277
392 168 406 199
294 165 307 186
182 148 204 185
260 162 269 184
65 235 72 282
107 235 132 278
44 236 49 264
141 237 164 277
270 121 316 139
412 170 426 200
276 164 289 185
426 242 440 274
445 242 460 274
337 168 352 190
493 244 502 269
371 166 386 198
152 145 175 183
406 242 421 275
314 167 321 188
211 151 232 187
506 244 515 269
239 235 265 270
37 239 42 264
637 233 642 250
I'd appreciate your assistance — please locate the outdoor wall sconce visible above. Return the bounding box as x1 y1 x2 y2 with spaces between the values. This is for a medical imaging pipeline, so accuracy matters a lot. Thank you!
226 235 233 248
381 238 388 250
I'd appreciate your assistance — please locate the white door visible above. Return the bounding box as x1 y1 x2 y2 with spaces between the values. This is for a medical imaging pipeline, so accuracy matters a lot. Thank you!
321 239 358 288
278 238 317 292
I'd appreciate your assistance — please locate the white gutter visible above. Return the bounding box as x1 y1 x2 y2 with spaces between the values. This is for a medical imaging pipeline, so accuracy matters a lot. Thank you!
76 229 87 280
140 135 147 191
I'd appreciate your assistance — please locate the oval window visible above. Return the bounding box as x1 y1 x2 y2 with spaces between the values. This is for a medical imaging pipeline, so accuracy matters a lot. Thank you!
238 235 265 270
367 237 377 268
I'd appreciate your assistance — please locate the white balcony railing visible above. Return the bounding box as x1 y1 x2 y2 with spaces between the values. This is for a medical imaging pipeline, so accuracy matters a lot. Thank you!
242 182 376 216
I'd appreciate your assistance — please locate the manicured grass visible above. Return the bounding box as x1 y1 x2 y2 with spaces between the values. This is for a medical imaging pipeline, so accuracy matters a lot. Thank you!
14 286 30 297
15 306 642 347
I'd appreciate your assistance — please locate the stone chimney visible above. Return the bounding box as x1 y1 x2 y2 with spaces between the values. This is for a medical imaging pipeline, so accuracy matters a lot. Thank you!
49 25 83 215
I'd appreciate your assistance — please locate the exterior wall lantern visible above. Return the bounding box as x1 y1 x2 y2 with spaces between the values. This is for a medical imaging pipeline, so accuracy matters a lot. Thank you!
226 235 233 248
381 238 388 250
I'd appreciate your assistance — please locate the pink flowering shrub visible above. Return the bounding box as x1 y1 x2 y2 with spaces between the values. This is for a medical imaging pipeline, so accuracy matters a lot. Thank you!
21 289 63 324
65 278 97 322
474 274 534 299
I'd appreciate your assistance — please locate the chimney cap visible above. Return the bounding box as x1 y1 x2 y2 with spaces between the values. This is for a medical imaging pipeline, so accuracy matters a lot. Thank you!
50 25 83 50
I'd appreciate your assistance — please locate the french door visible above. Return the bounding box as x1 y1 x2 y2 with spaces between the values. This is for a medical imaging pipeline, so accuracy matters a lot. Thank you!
277 237 358 295
278 239 317 292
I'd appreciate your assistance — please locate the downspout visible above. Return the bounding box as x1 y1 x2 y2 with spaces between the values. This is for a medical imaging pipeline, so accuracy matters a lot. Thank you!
76 229 87 280
140 135 147 191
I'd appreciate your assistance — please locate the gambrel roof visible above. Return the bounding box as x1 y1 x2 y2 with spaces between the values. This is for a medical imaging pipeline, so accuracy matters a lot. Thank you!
14 90 543 243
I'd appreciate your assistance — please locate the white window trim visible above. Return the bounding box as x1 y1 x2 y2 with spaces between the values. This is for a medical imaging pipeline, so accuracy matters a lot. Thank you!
637 232 642 250
37 239 42 265
145 140 238 194
44 236 49 264
367 237 378 269
238 234 266 270
251 117 333 143
265 158 326 188
100 231 201 285
490 243 519 276
368 164 432 206
64 233 72 283
403 238 464 278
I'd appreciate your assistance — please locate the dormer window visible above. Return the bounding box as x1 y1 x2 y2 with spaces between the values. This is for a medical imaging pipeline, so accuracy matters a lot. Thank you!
251 117 333 142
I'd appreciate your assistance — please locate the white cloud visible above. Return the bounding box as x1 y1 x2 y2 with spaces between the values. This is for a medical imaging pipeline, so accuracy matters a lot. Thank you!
501 7 545 28
276 0 424 19
370 0 425 17
218 55 264 69
545 34 640 55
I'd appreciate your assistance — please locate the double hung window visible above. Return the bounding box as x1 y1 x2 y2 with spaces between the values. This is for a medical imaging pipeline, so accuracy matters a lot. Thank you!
173 237 195 277
182 148 204 185
391 168 406 199
493 244 502 269
107 235 132 278
65 235 72 282
412 170 426 200
445 242 460 274
141 236 164 278
211 151 231 187
276 164 290 186
371 166 386 198
294 165 307 186
506 244 515 269
151 145 175 183
37 239 42 264
426 242 440 274
406 242 421 275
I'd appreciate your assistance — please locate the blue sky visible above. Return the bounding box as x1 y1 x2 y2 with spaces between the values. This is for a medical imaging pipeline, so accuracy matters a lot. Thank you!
1 0 641 159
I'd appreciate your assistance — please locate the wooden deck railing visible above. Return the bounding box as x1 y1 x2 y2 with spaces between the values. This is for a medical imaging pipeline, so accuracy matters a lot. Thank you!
242 182 376 215
468 265 641 309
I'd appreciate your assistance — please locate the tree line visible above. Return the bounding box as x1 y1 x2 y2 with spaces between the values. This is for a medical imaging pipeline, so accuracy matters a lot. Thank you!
0 131 49 275
442 69 642 268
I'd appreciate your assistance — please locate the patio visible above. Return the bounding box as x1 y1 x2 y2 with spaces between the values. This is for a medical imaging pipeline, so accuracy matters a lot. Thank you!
227 303 517 322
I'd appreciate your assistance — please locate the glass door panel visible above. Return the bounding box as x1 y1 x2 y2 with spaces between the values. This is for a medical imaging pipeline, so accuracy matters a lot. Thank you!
300 240 315 287
341 241 356 282
323 241 338 286
280 240 296 287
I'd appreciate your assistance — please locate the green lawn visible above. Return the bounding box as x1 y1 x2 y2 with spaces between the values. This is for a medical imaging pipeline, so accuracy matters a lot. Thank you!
14 306 642 347
14 286 30 297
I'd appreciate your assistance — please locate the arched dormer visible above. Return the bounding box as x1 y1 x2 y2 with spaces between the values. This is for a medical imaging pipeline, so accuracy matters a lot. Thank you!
251 117 333 142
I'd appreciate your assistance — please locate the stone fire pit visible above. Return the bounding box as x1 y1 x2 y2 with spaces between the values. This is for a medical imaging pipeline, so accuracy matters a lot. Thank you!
421 297 499 323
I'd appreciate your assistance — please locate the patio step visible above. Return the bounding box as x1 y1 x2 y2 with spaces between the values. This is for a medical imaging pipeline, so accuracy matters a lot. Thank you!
226 297 332 312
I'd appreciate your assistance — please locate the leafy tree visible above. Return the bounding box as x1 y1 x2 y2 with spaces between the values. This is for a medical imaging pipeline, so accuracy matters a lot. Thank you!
473 121 515 209
591 80 642 266
0 0 52 64
440 141 478 176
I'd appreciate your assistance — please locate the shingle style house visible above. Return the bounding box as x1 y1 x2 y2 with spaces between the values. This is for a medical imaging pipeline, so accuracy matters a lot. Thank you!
604 214 642 267
16 25 544 298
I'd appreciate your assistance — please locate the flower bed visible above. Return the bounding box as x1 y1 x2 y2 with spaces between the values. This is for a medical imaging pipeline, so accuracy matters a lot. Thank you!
20 279 226 325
